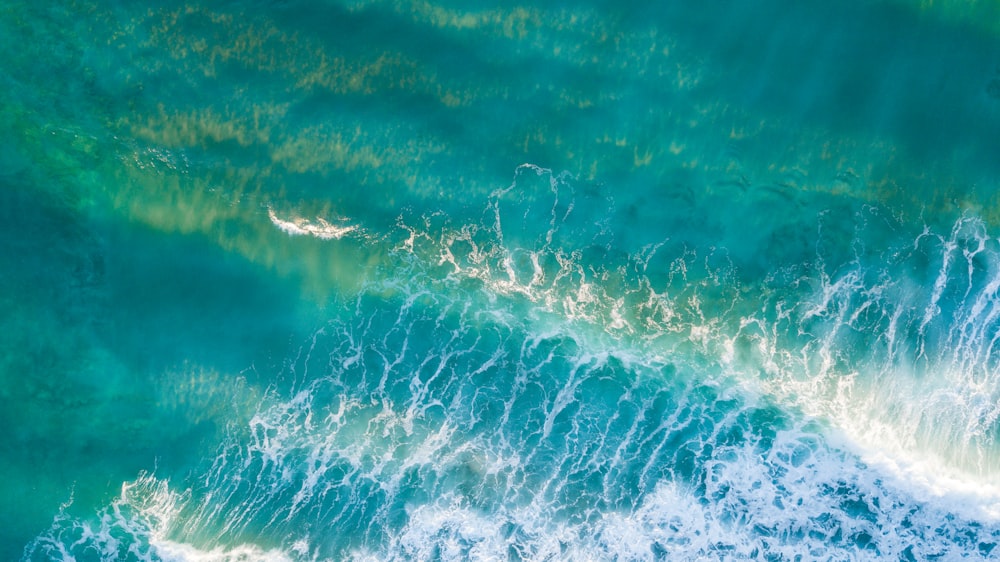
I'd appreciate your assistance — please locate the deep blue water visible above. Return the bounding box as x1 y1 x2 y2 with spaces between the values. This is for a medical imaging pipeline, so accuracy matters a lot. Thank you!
3 0 1000 560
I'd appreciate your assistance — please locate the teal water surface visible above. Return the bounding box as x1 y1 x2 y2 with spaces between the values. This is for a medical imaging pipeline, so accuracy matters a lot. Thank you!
3 0 1000 559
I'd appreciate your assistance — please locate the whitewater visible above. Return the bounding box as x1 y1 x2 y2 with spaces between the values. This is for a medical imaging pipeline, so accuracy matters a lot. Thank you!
3 0 1000 560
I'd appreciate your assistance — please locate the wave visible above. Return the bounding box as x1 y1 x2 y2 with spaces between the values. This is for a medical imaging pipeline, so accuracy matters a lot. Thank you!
28 165 1000 559
24 475 303 562
26 289 999 559
389 165 1000 483
267 207 357 240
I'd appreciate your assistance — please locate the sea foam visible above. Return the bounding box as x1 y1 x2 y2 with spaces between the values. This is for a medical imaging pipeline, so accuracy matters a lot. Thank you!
268 207 357 240
28 167 1000 560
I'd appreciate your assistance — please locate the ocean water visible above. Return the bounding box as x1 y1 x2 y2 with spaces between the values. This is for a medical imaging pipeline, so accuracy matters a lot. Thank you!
4 0 1000 559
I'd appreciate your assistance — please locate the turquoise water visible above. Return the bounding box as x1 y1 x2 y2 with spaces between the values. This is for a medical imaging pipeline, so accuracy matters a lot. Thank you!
4 0 1000 559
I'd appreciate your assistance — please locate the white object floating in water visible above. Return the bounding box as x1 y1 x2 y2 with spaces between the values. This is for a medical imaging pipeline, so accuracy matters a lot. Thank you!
268 207 357 240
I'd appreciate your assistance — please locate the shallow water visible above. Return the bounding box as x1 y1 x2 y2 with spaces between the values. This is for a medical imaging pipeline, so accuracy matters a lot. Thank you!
3 0 1000 559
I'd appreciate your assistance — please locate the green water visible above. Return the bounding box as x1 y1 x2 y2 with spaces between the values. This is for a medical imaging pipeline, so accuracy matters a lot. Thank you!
3 0 1000 559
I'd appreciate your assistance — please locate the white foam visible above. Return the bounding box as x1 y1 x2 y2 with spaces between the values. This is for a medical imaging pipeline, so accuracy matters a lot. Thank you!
150 539 298 562
26 473 307 562
380 178 1000 553
153 539 298 562
32 172 1000 560
850 437 1000 521
268 207 357 240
